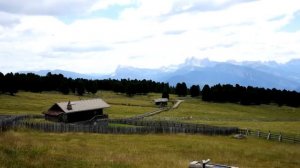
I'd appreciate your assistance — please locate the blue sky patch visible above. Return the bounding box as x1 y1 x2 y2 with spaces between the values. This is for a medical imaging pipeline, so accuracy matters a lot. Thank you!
280 11 300 32
89 5 126 20
268 14 286 22
59 5 132 24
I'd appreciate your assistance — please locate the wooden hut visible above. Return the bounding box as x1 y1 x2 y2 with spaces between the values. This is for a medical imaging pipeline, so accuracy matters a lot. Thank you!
43 99 110 123
154 98 168 106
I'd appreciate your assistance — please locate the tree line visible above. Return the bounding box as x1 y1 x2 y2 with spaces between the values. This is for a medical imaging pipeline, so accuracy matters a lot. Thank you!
0 72 299 107
0 72 171 96
202 84 300 107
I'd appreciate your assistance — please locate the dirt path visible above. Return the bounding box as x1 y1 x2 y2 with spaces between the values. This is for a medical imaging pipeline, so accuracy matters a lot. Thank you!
124 107 169 121
122 99 185 121
172 100 184 109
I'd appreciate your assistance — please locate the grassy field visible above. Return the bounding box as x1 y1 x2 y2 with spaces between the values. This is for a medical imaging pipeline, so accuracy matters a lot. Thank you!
0 129 299 168
0 91 299 134
0 91 300 136
0 92 157 119
0 91 300 167
149 98 300 135
0 92 79 115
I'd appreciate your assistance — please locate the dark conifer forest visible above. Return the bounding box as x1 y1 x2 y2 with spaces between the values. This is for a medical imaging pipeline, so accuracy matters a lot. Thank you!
202 84 300 107
0 72 170 96
0 72 299 107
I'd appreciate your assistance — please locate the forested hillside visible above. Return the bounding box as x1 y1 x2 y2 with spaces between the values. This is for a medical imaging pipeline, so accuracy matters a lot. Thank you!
1 72 300 107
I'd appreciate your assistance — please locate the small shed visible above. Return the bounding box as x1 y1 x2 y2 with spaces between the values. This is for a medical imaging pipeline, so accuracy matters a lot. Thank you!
43 99 110 123
154 98 168 106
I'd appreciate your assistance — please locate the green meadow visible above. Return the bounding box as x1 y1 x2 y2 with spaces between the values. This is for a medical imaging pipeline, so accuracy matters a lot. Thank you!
149 98 300 135
1 129 299 168
0 92 157 118
0 91 300 167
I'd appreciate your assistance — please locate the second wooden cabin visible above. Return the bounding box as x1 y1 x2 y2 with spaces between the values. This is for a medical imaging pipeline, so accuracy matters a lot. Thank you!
154 98 168 106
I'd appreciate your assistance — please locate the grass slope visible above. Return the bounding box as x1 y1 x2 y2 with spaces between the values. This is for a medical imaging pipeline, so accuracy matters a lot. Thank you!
150 98 300 135
0 92 156 118
1 91 300 167
0 129 299 168
0 91 299 134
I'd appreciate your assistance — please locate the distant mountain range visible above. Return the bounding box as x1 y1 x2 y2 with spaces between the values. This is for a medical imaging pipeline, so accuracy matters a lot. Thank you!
19 69 107 80
19 58 300 91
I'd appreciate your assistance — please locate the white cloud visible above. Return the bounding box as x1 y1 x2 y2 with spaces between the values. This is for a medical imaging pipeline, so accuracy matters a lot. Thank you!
0 0 300 74
89 0 134 12
0 11 20 27
0 0 98 15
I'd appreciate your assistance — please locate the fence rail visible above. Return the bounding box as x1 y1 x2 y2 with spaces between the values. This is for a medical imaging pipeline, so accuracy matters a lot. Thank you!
16 121 238 135
123 107 170 121
109 119 239 135
0 115 42 132
1 115 299 144
239 129 300 144
1 115 238 135
107 102 154 108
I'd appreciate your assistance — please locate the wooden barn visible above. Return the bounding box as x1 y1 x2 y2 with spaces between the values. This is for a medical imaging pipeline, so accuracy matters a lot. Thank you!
43 99 110 123
154 98 168 106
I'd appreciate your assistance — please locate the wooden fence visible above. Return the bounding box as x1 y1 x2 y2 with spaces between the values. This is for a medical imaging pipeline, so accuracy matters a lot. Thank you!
107 102 154 108
2 115 298 144
1 115 238 135
109 119 239 135
239 129 300 144
16 121 238 135
121 107 170 121
0 115 37 132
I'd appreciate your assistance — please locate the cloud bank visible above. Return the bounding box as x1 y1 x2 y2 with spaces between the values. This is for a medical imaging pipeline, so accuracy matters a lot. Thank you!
0 0 300 74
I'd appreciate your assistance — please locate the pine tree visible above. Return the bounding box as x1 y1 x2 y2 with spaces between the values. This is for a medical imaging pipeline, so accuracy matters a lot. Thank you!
4 73 18 96
201 85 211 101
190 85 200 97
76 80 85 96
175 82 188 97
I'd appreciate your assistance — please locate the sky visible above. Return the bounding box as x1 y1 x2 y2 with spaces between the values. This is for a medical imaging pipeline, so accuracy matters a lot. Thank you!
0 0 300 74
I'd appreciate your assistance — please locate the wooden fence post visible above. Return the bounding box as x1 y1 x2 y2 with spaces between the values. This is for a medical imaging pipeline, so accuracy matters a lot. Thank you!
278 133 282 142
267 131 271 140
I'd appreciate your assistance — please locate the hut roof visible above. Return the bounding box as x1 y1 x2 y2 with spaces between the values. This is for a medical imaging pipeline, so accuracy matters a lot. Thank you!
55 98 110 113
154 98 169 103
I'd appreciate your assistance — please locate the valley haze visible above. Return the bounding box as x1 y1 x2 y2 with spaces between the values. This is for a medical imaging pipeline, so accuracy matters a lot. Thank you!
20 58 300 91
